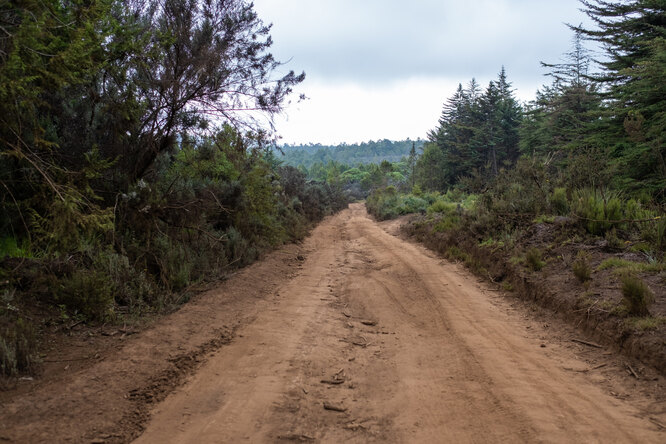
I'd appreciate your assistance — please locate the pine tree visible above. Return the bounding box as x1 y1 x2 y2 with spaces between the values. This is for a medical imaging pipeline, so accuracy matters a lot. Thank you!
573 0 666 198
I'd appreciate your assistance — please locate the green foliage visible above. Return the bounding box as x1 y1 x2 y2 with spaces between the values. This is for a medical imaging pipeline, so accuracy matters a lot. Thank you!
572 251 592 283
96 251 155 314
480 157 552 216
427 200 457 215
620 273 655 317
570 188 661 237
279 139 424 169
550 188 569 215
525 247 545 271
0 237 31 258
597 257 666 274
56 270 114 321
423 68 522 192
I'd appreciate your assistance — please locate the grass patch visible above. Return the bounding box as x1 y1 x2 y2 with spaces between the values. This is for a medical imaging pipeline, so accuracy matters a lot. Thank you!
596 258 666 274
620 273 655 316
624 316 666 331
525 247 545 271
572 251 592 283
533 214 555 224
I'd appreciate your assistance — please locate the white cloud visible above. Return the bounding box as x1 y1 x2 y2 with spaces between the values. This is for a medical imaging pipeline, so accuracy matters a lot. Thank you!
252 0 595 144
274 77 456 145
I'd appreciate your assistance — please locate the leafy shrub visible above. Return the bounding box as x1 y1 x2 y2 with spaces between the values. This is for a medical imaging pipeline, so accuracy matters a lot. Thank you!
525 247 545 271
480 158 551 216
0 237 31 258
427 199 457 215
97 251 156 314
57 270 115 321
550 188 569 215
620 273 654 316
433 214 462 232
572 251 592 282
604 228 624 250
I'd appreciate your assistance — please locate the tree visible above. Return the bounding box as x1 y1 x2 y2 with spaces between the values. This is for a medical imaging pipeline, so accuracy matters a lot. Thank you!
520 30 602 162
573 0 666 198
408 141 417 188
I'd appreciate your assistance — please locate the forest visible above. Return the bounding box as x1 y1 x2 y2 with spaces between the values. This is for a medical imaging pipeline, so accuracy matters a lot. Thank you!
1 0 665 379
0 0 347 376
278 139 424 169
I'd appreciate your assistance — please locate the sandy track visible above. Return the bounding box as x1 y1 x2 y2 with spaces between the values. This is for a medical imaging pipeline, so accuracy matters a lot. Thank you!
133 203 664 443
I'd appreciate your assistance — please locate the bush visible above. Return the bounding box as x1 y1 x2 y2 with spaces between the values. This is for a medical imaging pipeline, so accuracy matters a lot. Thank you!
621 273 654 316
56 270 115 321
550 188 569 215
427 199 457 215
525 247 545 271
572 251 592 283
97 251 156 314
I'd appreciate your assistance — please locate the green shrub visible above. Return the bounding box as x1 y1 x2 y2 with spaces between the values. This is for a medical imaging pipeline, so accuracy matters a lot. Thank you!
525 247 545 271
572 251 592 283
432 214 462 232
621 273 654 316
550 188 569 215
57 270 114 321
1 318 38 376
604 228 624 250
97 251 156 314
0 237 31 258
427 199 457 215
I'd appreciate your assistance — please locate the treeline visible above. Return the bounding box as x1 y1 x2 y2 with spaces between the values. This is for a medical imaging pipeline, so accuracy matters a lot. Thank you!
279 139 424 169
367 1 665 342
0 0 346 376
368 0 666 247
417 1 665 201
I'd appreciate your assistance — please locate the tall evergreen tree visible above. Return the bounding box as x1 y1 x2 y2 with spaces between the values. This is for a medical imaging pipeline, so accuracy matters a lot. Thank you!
573 0 666 198
520 30 602 163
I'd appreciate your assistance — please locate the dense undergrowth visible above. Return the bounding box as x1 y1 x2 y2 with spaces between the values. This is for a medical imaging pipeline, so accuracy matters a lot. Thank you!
0 137 347 376
366 157 666 371
0 0 347 377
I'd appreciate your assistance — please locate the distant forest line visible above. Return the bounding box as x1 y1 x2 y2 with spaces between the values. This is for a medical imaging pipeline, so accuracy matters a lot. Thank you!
277 139 425 169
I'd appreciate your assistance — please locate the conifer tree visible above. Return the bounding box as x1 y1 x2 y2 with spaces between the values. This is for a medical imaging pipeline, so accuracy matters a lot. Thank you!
573 0 666 197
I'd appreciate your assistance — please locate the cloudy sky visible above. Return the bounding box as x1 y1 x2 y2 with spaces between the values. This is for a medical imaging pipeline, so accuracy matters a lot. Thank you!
251 0 594 145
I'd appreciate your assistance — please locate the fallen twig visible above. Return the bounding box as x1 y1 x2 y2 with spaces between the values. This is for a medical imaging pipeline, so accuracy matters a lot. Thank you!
277 433 315 441
65 320 85 331
320 379 345 385
627 364 639 379
342 311 351 318
360 320 377 326
571 338 602 349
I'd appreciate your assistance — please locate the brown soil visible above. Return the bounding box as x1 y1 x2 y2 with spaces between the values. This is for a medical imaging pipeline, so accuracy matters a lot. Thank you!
1 203 665 443
404 213 666 374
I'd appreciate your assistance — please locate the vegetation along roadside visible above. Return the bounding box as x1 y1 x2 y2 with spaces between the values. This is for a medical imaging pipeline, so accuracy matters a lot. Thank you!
0 0 347 381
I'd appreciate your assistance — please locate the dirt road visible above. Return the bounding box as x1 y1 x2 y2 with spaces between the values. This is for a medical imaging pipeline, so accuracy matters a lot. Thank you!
132 203 664 443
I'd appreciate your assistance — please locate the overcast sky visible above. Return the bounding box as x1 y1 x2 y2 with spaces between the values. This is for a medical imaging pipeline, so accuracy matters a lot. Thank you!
251 0 594 145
